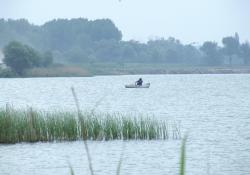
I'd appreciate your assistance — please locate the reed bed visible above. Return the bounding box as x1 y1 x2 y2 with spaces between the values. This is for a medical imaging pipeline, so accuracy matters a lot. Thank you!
0 107 181 144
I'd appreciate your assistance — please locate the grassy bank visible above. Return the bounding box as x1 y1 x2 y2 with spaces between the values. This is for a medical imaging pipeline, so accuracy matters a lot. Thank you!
2 63 250 78
0 65 90 78
0 107 180 143
80 63 250 75
25 65 90 77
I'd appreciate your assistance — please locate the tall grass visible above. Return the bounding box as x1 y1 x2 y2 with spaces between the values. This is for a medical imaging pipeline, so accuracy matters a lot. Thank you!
0 107 181 144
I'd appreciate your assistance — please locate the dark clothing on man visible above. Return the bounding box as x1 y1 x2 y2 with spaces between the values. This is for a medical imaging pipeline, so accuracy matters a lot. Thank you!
136 78 143 86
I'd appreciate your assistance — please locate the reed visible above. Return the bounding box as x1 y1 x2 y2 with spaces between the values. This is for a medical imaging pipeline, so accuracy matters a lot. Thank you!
179 135 187 175
0 107 181 144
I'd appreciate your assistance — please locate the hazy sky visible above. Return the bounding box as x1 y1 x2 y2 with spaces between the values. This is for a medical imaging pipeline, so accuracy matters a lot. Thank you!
1 0 250 44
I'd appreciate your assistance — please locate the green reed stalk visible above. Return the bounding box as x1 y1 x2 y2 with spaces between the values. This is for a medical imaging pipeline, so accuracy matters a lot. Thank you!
179 135 187 175
71 87 95 175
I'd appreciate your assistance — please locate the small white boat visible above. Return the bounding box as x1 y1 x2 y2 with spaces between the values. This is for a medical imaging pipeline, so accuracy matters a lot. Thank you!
125 83 150 88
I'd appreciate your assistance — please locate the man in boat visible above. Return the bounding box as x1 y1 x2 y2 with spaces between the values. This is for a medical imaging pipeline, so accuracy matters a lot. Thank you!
136 78 143 86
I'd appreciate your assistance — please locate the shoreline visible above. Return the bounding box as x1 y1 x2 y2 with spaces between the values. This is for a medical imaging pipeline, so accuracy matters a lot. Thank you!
1 65 250 78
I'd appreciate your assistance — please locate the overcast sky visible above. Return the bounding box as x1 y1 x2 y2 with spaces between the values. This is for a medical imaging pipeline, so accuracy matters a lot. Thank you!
1 0 250 44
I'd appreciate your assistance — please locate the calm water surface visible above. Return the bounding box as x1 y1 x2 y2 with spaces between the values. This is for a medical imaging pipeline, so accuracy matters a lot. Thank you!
0 74 250 175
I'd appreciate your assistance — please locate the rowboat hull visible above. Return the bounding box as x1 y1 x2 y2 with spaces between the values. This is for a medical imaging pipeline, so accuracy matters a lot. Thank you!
125 83 150 88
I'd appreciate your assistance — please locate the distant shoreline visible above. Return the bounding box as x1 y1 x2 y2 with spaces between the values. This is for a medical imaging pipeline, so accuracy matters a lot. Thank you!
87 65 250 76
1 64 250 78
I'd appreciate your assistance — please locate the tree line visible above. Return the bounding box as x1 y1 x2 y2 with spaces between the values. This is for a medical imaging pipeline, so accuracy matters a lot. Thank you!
0 18 250 68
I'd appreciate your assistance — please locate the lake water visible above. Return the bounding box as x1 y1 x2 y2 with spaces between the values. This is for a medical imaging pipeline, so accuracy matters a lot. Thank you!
0 74 250 175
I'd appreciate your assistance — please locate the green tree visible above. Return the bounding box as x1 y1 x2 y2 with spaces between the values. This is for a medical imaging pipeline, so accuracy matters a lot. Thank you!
200 41 223 66
222 33 240 65
41 51 53 67
3 41 41 75
240 42 250 65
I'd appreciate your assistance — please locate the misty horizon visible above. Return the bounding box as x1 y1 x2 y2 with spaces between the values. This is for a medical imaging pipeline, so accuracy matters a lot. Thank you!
0 17 248 47
1 0 250 44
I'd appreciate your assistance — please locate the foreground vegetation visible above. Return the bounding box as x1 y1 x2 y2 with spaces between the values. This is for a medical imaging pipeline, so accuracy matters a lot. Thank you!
0 88 185 175
0 107 181 144
69 136 187 175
